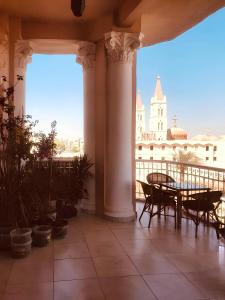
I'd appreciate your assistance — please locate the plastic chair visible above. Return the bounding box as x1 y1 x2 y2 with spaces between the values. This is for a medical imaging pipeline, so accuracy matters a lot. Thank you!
137 180 177 228
182 191 222 238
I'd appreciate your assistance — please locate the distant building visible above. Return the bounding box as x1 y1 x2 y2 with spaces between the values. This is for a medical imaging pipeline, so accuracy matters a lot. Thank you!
149 76 167 141
135 76 225 168
167 115 187 140
136 91 145 141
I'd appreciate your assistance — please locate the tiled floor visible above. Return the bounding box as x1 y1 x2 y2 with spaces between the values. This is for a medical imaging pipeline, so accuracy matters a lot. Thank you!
0 203 225 300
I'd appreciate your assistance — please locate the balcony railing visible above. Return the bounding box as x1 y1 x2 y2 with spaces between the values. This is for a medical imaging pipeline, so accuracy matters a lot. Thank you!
136 159 225 223
38 158 225 223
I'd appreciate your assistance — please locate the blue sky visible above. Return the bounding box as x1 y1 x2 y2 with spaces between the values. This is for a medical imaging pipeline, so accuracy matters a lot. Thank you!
26 7 225 138
26 55 84 138
137 8 225 137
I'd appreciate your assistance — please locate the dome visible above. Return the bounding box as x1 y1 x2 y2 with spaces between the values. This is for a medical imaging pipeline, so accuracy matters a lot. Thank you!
167 127 187 140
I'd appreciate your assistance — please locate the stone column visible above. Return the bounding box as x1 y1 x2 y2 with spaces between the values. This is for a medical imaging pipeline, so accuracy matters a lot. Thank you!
0 30 8 81
75 41 96 213
14 40 33 116
104 31 142 221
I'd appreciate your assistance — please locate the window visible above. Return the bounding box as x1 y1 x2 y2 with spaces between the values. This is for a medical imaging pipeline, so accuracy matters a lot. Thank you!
206 157 209 161
150 145 153 150
158 122 160 130
138 156 142 160
162 146 165 150
213 157 217 161
138 145 142 150
161 157 165 161
184 146 187 150
206 146 209 151
161 123 163 130
161 109 163 116
150 156 153 160
213 146 217 151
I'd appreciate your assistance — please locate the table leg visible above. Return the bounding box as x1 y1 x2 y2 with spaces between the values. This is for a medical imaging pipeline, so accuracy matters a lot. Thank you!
177 192 182 229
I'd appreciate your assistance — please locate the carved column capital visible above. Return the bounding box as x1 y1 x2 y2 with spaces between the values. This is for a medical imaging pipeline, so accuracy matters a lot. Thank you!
75 41 96 70
105 31 143 64
0 31 8 69
15 40 33 69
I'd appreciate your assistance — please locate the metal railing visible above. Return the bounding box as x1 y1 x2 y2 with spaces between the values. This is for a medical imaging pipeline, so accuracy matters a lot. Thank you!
136 159 225 223
38 158 225 223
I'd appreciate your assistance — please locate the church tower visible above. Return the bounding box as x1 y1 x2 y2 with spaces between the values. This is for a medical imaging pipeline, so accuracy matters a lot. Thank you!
136 91 145 141
149 76 167 140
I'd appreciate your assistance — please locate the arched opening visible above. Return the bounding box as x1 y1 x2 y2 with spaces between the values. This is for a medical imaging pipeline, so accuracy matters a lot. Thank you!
26 54 83 157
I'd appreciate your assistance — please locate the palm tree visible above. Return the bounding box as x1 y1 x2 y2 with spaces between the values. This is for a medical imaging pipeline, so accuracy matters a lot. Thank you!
174 150 202 182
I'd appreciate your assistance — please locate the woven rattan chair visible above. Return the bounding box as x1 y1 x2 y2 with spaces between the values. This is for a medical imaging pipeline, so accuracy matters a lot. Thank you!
137 180 177 228
146 172 175 185
182 191 222 238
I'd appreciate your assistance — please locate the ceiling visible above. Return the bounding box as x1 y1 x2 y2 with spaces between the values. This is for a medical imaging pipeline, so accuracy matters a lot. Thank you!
0 0 225 46
0 0 120 22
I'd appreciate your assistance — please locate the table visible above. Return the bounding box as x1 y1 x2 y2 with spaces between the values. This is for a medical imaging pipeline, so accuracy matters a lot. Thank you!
159 182 210 229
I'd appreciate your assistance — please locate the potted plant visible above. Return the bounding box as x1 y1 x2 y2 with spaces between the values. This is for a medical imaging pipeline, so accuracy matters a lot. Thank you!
0 76 36 256
27 121 58 246
56 154 93 218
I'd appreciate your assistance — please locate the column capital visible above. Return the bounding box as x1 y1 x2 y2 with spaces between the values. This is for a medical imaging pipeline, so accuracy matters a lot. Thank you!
105 31 143 64
15 40 33 69
0 31 8 69
75 41 96 70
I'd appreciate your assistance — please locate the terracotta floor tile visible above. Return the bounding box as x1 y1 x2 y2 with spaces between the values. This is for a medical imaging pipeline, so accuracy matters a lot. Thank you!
86 239 125 257
166 253 211 273
8 261 53 285
3 282 53 300
130 254 181 275
54 230 85 244
54 258 96 281
152 238 195 255
120 239 157 256
0 209 224 300
185 268 225 299
100 276 157 300
111 228 150 241
54 279 105 300
0 259 13 290
143 273 206 300
93 255 138 277
54 241 90 259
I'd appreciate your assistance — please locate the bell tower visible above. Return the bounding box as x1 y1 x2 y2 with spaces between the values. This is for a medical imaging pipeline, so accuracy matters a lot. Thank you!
136 90 145 141
149 76 167 140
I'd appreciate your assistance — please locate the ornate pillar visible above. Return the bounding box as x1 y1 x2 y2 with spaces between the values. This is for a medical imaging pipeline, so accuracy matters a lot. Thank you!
14 40 33 116
104 31 142 221
75 41 96 213
0 30 8 80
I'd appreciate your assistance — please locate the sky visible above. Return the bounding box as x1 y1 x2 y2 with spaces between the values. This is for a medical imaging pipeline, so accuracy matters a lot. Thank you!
26 55 84 139
137 8 225 137
26 7 225 139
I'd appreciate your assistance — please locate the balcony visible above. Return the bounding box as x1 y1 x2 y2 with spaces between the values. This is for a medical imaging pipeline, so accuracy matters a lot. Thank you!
136 159 225 223
0 159 225 299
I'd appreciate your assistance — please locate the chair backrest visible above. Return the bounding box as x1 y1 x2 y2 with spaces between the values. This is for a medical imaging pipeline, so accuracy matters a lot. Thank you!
146 172 175 184
136 180 153 198
190 191 222 204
